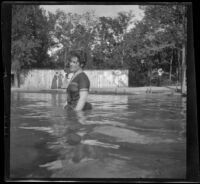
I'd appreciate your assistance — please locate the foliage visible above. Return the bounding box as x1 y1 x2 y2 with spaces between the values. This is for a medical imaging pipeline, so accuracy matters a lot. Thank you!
92 11 134 69
11 4 187 89
48 10 99 69
11 5 56 71
125 5 187 86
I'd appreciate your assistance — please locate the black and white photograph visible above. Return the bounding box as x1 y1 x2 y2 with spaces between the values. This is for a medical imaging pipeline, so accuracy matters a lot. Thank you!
3 1 199 182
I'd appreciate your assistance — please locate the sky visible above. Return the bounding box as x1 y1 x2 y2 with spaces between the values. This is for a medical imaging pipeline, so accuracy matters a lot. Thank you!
40 5 144 20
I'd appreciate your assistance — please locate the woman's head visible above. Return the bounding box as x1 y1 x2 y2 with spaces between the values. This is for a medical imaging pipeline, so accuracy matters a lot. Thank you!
68 50 86 73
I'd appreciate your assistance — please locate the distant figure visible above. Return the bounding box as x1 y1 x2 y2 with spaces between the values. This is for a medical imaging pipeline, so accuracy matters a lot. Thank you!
62 71 74 89
62 73 68 89
51 72 58 89
58 72 63 89
157 68 164 86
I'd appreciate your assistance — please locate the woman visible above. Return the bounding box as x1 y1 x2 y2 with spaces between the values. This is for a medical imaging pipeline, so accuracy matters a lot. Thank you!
63 51 92 111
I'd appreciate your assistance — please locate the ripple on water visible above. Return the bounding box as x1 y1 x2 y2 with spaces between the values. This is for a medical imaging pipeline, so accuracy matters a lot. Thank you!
50 158 153 178
79 119 126 127
81 139 120 149
19 126 54 134
93 126 176 144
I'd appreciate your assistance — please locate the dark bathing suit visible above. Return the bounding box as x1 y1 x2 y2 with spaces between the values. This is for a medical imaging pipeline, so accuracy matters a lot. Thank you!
66 72 92 111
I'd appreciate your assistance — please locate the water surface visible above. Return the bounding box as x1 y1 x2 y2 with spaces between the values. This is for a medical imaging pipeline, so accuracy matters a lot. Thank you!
10 92 186 179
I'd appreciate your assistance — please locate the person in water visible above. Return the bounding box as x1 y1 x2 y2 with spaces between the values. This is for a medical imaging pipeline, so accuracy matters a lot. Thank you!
63 51 92 111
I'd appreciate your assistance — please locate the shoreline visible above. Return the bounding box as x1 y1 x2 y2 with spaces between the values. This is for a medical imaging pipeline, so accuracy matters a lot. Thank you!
11 86 183 96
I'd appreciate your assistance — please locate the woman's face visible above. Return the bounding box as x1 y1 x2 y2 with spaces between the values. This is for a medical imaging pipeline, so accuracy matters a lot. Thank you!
69 56 81 73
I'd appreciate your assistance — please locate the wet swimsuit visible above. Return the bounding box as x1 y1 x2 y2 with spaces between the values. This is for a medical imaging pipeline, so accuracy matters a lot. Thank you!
66 72 92 111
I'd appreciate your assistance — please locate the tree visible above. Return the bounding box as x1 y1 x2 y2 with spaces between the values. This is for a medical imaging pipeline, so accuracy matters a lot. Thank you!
11 5 55 86
92 11 134 69
138 5 187 92
30 8 56 68
49 10 98 69
12 5 41 86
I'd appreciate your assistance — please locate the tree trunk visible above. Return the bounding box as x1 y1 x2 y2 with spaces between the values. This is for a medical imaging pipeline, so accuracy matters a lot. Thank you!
121 42 124 65
16 71 20 88
64 47 67 63
150 67 152 86
121 51 124 65
177 49 181 84
181 44 187 94
147 66 152 93
169 55 173 84
176 67 179 91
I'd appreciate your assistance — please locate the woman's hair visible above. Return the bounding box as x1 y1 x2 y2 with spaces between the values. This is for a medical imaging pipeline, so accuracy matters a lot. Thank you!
69 50 87 68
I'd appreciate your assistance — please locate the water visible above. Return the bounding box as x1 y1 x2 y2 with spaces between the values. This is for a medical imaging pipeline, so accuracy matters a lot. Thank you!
10 92 186 179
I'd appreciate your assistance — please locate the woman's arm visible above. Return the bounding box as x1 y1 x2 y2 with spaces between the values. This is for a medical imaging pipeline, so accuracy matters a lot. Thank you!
74 90 88 111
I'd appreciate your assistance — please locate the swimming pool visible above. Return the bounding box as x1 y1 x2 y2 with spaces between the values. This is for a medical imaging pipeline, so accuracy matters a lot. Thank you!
10 92 186 179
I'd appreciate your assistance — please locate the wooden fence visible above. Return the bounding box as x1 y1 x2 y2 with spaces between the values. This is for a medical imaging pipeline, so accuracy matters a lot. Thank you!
12 69 129 89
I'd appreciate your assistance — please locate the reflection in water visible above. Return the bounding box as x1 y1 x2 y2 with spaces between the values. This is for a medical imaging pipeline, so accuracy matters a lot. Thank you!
10 92 186 178
51 93 63 107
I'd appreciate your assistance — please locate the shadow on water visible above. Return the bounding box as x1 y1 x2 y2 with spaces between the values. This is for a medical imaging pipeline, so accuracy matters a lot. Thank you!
9 92 186 179
10 127 59 178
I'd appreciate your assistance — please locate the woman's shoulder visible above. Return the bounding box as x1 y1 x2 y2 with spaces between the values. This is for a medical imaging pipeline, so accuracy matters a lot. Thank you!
76 72 90 88
77 72 89 80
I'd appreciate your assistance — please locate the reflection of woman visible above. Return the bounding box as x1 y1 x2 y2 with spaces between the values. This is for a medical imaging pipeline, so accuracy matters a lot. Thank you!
63 110 98 164
63 51 92 111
